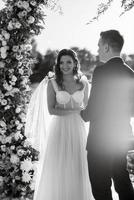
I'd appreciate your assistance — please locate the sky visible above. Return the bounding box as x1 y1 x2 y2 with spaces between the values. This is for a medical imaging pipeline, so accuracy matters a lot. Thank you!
0 0 134 55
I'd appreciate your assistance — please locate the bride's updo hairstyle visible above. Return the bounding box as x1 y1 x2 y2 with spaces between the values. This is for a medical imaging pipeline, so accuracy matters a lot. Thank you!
54 49 82 89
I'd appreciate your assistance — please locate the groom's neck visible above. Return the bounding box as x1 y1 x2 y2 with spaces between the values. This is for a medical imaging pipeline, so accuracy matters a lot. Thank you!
105 52 121 63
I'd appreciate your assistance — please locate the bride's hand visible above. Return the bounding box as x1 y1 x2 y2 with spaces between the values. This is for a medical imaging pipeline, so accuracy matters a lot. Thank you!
55 105 83 115
69 107 83 114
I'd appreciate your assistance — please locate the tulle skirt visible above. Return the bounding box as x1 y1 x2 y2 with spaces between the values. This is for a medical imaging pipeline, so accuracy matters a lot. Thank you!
34 113 94 200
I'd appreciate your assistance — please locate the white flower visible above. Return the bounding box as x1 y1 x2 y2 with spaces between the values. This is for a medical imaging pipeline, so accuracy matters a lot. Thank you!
2 154 6 159
12 45 19 52
5 136 12 143
20 44 25 50
5 105 11 110
0 127 6 133
20 113 26 122
10 145 15 150
4 32 10 40
7 21 14 30
10 154 20 164
16 1 23 8
1 137 6 145
17 123 23 130
18 62 23 67
17 149 25 156
48 71 55 78
16 107 21 113
25 85 31 92
21 186 26 191
0 61 5 68
24 139 31 147
1 46 8 53
5 88 19 97
1 52 7 59
25 44 32 51
1 99 7 105
14 131 23 140
15 22 21 29
9 69 14 73
1 30 10 40
23 1 29 9
21 159 33 172
27 7 32 12
0 120 6 128
15 175 21 180
13 88 20 92
22 172 31 183
21 77 28 85
16 54 23 60
15 120 19 125
0 176 4 186
19 68 24 75
30 1 37 6
9 81 15 86
2 40 7 46
3 82 12 91
7 5 13 11
21 10 28 16
1 30 7 36
27 16 35 24
5 91 12 97
0 128 6 135
18 12 24 18
12 75 17 82
1 145 6 152
30 180 35 190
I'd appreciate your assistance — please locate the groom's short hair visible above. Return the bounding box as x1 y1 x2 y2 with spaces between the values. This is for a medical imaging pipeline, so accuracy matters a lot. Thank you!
100 30 124 52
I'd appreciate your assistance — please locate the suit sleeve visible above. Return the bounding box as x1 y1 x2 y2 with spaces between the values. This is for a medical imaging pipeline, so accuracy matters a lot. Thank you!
131 76 134 117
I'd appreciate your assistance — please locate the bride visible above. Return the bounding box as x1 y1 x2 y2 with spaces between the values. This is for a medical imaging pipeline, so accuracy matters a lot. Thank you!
25 49 94 200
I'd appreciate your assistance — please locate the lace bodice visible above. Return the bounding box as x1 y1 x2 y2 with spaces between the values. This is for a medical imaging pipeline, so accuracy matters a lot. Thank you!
51 79 85 109
56 90 84 104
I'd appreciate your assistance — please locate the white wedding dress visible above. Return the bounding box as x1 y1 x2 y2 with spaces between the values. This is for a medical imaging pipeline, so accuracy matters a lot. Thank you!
26 78 94 200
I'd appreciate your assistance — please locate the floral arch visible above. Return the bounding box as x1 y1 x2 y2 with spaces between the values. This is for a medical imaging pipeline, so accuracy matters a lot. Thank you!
0 0 60 199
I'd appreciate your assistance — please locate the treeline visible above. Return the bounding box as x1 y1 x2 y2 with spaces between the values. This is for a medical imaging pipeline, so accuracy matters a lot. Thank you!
29 40 134 84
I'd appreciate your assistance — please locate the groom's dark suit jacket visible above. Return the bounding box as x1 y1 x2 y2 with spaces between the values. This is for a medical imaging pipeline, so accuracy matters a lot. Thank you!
85 57 134 154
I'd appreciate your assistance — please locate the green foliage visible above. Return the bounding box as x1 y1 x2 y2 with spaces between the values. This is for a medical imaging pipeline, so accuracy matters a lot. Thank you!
71 47 94 69
87 0 134 24
29 48 57 84
122 53 134 70
0 0 61 199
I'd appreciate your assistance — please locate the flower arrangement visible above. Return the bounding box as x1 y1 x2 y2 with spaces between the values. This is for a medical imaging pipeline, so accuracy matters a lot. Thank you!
0 0 61 199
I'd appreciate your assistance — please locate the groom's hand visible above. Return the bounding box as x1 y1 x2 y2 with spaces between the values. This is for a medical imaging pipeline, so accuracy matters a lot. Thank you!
80 108 89 122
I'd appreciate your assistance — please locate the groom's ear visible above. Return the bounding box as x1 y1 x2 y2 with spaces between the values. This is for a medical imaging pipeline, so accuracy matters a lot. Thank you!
104 43 109 53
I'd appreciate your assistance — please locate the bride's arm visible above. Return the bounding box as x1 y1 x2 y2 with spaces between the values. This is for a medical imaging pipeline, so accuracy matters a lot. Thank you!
47 80 80 116
83 80 90 108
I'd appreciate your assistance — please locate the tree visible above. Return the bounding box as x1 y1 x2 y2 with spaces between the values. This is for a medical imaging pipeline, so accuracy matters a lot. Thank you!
29 48 57 84
71 47 96 70
122 53 134 70
87 0 134 24
71 47 97 81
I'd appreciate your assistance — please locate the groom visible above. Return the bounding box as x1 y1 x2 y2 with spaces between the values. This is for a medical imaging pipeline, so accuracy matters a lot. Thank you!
81 30 134 200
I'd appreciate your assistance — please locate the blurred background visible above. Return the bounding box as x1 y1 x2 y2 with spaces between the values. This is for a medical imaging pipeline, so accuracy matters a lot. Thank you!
1 0 134 89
